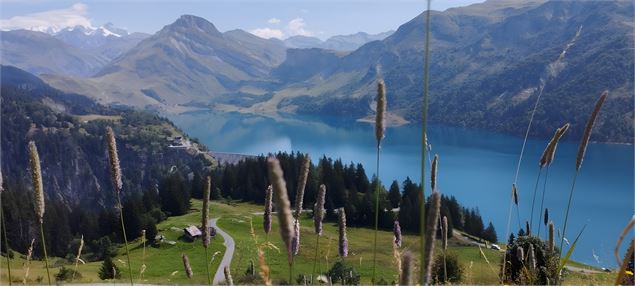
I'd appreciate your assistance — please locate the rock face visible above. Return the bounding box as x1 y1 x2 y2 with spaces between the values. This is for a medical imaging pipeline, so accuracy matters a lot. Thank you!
1 66 211 207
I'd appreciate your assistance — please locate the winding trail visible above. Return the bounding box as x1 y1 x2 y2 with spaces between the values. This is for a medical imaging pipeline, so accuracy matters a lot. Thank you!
209 218 235 285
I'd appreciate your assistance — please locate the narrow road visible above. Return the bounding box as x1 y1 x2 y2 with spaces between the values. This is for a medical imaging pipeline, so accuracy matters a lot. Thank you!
209 218 235 285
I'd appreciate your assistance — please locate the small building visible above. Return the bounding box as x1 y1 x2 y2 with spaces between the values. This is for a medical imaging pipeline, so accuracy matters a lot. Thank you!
184 225 202 240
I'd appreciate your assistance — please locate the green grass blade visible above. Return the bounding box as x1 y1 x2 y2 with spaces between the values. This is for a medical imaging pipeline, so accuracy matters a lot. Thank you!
558 224 586 273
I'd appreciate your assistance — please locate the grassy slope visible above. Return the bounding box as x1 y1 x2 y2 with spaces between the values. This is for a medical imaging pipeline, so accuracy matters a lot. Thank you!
1 200 615 284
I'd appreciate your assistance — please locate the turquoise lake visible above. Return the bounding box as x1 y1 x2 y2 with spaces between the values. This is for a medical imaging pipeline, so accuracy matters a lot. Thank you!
168 110 634 268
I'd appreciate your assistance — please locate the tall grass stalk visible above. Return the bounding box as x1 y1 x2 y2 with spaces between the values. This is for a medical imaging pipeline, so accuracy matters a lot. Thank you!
311 184 326 279
423 192 440 285
71 235 84 282
28 141 51 285
0 171 12 285
372 78 386 284
560 91 607 260
442 216 448 283
267 157 295 283
23 239 34 284
420 0 432 283
202 176 212 286
106 127 133 285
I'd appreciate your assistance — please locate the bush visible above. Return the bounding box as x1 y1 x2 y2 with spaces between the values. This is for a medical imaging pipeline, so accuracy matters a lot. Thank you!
56 266 81 281
99 256 121 280
432 251 463 284
500 235 559 285
328 259 360 285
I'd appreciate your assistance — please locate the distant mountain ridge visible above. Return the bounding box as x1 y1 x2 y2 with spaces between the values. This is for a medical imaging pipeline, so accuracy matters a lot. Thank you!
18 0 635 143
283 31 394 51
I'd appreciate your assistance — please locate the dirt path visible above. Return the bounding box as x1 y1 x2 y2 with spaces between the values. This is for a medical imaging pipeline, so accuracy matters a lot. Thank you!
209 218 235 285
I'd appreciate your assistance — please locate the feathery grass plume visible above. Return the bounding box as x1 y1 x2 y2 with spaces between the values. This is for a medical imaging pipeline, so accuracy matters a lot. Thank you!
249 217 272 286
106 127 122 193
28 141 51 285
202 176 212 286
528 244 536 270
202 176 211 248
526 221 531 236
295 154 310 218
442 216 448 251
544 208 549 227
23 239 35 284
182 254 193 279
548 222 555 252
314 184 326 235
512 184 518 206
224 266 234 286
71 235 84 282
28 142 45 224
423 192 441 285
431 154 439 191
393 220 402 247
338 208 348 257
392 241 402 280
561 91 608 260
105 127 133 286
375 79 386 147
372 78 387 284
576 91 608 171
264 185 273 234
400 251 413 286
266 157 295 279
311 184 327 279
517 247 524 262
292 219 300 255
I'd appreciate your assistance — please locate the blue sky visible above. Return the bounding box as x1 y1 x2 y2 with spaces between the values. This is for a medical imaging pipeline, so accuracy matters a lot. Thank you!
1 0 484 39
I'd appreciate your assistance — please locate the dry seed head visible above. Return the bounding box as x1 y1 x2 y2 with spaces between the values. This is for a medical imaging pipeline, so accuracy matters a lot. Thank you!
517 247 525 262
393 220 402 247
258 248 272 286
549 222 555 252
375 79 386 147
267 157 295 263
314 184 326 235
292 219 300 255
224 266 234 286
423 192 441 285
106 127 123 193
28 141 45 223
528 244 536 270
295 154 311 218
182 254 193 279
526 221 531 236
539 123 570 168
400 251 413 286
431 154 439 192
512 184 519 206
442 216 448 250
338 207 348 257
202 176 211 248
264 185 273 234
544 208 549 226
577 91 608 171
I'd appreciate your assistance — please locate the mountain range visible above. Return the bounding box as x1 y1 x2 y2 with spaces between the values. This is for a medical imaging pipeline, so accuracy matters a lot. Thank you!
2 0 633 142
283 31 394 51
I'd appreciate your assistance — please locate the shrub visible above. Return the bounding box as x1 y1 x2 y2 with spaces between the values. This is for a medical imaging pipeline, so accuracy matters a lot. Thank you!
500 235 559 285
99 256 121 280
55 266 81 281
432 251 463 284
328 259 360 285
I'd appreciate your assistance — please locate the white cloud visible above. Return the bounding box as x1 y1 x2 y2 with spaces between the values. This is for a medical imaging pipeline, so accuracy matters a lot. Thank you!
250 27 284 39
0 3 94 33
267 18 281 25
286 17 312 37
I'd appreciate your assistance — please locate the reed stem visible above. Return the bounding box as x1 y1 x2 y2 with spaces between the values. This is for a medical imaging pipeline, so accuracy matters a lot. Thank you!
312 234 320 280
529 169 543 231
420 0 432 283
39 223 51 285
117 192 134 285
205 246 211 286
559 171 578 258
372 147 380 284
537 167 550 236
1 198 12 286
